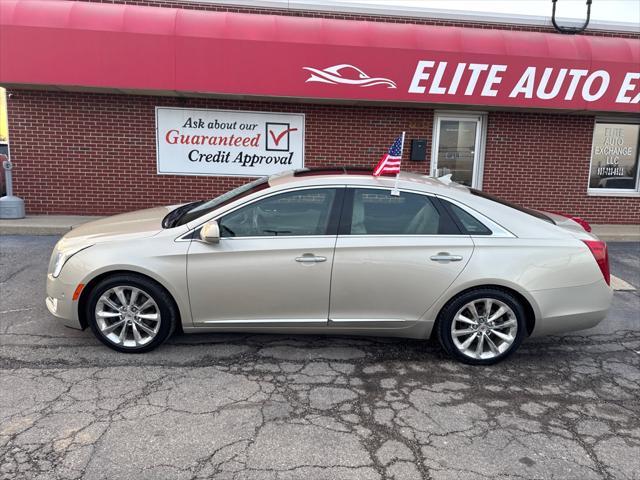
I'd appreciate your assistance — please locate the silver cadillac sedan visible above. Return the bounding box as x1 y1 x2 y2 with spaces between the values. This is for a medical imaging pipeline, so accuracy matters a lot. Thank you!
46 169 612 365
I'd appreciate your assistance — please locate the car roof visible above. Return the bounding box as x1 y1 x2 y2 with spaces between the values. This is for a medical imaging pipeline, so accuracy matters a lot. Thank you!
268 168 471 196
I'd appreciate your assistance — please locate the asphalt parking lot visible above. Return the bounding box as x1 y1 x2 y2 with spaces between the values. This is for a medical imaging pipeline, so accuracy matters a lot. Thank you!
0 236 638 480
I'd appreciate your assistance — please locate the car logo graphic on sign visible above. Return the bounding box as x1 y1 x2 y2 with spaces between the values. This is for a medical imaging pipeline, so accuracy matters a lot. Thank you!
303 64 397 89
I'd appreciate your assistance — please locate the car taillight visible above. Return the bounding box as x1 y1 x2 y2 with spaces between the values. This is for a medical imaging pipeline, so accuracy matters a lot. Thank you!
552 211 592 232
583 240 610 286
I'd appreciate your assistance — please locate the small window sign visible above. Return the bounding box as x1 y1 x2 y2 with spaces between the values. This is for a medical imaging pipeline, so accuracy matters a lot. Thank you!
588 122 640 194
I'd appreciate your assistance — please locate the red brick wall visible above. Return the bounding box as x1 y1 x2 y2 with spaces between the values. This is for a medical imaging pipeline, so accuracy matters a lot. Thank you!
6 89 639 224
484 112 639 224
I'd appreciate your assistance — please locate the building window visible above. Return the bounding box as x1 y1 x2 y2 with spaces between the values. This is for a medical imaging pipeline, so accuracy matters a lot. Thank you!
588 121 640 195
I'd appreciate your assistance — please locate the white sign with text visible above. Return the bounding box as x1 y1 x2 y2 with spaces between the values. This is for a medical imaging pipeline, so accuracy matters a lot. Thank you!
156 107 305 176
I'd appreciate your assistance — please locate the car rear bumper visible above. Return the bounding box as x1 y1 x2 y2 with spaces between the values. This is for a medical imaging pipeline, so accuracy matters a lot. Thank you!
529 279 613 337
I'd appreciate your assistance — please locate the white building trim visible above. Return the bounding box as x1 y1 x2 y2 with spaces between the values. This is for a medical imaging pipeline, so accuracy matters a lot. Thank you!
185 0 640 33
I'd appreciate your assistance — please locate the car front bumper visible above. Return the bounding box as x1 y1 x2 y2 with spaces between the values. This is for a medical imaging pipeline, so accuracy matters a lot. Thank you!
46 273 83 329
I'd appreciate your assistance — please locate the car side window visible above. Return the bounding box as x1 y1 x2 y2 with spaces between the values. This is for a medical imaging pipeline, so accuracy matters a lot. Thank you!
348 189 444 235
442 200 492 235
219 188 337 237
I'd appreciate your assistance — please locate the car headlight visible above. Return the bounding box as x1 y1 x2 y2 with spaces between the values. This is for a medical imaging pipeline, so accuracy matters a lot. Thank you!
51 245 93 278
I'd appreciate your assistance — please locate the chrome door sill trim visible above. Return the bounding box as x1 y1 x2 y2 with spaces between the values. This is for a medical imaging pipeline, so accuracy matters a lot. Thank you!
329 318 408 323
198 319 328 324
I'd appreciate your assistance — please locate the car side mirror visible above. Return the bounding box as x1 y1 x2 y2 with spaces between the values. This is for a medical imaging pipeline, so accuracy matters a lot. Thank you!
200 220 220 244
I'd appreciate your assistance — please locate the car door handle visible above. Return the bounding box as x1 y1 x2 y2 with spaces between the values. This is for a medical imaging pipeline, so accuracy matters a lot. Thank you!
430 253 463 262
295 254 327 263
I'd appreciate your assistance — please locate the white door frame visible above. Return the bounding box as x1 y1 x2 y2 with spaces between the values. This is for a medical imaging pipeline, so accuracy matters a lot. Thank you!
430 111 488 189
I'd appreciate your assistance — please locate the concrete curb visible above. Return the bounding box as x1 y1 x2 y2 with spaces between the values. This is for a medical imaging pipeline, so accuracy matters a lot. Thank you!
1 226 76 235
591 225 640 243
0 216 102 235
596 234 640 242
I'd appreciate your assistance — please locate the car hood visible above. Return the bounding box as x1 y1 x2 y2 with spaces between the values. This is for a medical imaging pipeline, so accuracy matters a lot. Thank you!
61 206 174 245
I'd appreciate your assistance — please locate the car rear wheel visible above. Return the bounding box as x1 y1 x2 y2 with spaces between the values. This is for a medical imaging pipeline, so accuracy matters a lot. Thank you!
86 274 177 353
436 288 526 365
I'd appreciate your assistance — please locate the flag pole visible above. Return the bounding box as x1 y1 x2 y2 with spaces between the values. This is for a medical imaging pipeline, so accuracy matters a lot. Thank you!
391 131 405 197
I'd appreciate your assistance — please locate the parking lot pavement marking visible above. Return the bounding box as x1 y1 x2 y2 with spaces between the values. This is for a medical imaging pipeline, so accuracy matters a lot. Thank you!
0 307 36 314
610 274 637 291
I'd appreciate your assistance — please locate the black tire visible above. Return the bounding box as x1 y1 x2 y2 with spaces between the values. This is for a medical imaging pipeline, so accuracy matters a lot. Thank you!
86 273 177 353
436 288 527 365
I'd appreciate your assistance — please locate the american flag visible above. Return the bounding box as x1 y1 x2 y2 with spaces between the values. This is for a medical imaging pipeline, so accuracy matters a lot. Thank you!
373 134 404 176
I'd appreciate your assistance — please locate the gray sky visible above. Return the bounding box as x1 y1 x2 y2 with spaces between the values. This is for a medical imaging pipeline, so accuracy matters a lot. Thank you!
342 0 640 24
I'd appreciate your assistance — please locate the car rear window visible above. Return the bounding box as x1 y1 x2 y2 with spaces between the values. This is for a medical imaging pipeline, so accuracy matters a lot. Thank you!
469 189 555 225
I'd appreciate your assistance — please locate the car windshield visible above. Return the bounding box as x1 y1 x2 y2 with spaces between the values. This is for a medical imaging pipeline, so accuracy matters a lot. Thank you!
170 177 270 228
469 188 555 225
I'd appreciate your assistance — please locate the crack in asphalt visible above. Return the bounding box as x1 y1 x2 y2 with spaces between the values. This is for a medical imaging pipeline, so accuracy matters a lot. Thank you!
1 236 639 480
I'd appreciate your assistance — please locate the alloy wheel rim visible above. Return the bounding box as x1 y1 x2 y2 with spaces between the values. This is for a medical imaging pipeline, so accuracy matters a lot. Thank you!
95 286 161 348
451 298 518 360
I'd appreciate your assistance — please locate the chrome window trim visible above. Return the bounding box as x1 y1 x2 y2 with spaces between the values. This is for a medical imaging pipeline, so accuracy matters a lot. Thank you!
346 184 435 194
177 183 515 241
343 185 513 238
204 235 334 241
176 184 346 242
337 234 471 239
435 194 516 238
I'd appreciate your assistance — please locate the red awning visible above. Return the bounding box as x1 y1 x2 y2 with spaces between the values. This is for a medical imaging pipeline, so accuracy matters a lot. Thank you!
1 0 639 112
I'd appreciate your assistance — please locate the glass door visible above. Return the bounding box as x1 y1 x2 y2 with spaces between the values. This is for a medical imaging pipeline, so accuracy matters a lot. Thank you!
431 113 486 188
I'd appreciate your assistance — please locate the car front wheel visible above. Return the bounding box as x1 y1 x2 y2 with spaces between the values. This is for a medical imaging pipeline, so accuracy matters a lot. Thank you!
86 274 177 353
436 288 527 365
